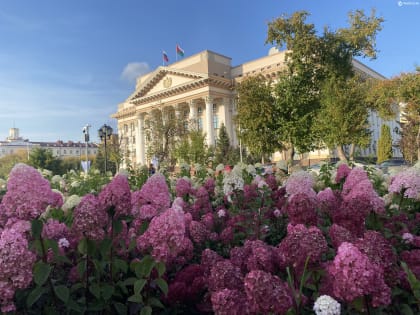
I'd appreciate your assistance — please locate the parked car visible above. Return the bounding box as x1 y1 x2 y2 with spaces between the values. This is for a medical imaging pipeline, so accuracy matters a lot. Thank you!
377 158 411 175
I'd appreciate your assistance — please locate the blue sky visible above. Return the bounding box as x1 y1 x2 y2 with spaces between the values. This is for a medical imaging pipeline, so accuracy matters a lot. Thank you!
0 0 418 142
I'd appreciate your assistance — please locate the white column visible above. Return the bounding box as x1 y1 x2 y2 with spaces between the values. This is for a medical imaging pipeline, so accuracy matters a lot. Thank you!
188 100 198 130
205 96 215 146
135 113 146 166
222 98 234 144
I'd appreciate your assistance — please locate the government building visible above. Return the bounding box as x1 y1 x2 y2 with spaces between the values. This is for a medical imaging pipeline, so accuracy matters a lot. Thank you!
112 49 401 167
0 128 98 159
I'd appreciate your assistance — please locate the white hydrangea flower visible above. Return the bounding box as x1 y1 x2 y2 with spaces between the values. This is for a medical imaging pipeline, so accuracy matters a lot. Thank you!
42 169 53 177
313 295 341 315
223 170 244 198
194 163 203 172
246 164 256 175
62 195 81 212
180 163 190 171
70 181 80 188
51 175 63 184
215 164 225 172
58 238 70 248
0 178 6 190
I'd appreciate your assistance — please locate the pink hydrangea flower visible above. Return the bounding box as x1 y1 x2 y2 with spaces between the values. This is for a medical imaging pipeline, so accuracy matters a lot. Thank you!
131 173 171 218
188 220 209 244
71 194 108 242
244 270 294 315
136 207 186 264
98 174 131 218
278 224 327 276
0 163 63 222
0 227 36 313
328 242 391 307
335 164 351 183
389 168 420 199
285 171 315 197
211 289 249 315
284 192 318 226
208 260 243 292
230 240 277 274
175 177 192 197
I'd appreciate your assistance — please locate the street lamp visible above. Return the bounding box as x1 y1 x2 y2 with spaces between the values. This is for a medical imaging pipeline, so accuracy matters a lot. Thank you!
82 124 91 173
98 124 113 173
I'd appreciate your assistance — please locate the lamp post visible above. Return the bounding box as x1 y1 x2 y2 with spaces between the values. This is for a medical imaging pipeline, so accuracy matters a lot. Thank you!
82 124 91 173
98 124 113 174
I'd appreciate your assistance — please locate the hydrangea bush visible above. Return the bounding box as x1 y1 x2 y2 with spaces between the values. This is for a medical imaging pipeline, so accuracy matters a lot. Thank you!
0 162 419 314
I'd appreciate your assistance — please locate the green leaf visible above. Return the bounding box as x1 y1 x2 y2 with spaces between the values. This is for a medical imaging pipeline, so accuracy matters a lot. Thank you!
127 294 143 304
156 262 166 277
77 238 87 255
113 219 123 234
123 277 137 286
67 299 85 313
31 219 43 239
113 302 127 315
54 285 70 303
400 304 414 315
114 258 128 273
149 297 165 308
140 305 152 315
77 261 86 278
89 283 101 299
27 286 47 308
136 255 155 278
155 278 168 296
99 238 112 258
134 279 147 295
44 239 59 256
86 238 97 256
34 261 52 286
101 284 115 301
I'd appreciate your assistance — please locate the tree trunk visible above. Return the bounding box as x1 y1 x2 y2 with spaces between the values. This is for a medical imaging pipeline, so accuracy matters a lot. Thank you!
349 143 356 161
336 145 348 162
285 146 295 166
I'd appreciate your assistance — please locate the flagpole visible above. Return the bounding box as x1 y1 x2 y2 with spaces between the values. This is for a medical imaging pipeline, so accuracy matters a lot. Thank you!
175 44 178 62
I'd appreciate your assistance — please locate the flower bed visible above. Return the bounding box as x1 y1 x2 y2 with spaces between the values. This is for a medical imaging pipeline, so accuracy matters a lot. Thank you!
0 162 419 314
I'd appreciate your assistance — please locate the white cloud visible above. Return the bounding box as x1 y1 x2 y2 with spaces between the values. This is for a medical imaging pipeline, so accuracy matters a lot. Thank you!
120 62 150 82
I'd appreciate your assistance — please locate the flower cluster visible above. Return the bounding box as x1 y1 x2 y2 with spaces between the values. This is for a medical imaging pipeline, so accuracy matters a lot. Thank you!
0 227 36 313
136 207 187 264
244 270 293 315
389 168 420 199
328 242 391 307
278 224 328 276
71 194 108 242
313 295 341 315
175 177 192 197
98 174 131 218
0 163 63 222
285 171 315 197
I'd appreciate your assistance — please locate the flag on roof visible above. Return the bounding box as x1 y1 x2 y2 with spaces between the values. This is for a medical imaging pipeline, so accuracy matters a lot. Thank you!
176 44 184 57
163 51 169 63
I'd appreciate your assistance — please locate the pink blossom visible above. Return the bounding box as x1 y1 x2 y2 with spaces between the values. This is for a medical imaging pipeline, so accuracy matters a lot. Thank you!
244 270 293 315
335 164 351 183
0 227 36 312
230 240 277 274
328 242 391 307
136 207 186 264
188 220 209 244
285 171 315 197
98 174 131 218
175 177 192 197
328 224 355 249
277 224 328 276
42 218 69 240
0 163 63 222
211 289 249 315
71 194 108 242
208 260 243 292
389 168 420 199
201 249 224 275
342 167 369 195
131 173 171 218
284 192 318 226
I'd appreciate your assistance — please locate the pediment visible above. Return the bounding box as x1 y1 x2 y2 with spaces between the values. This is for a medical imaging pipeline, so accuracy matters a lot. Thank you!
128 67 207 102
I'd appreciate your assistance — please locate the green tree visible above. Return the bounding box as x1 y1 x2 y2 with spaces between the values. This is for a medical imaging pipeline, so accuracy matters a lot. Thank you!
214 123 238 165
236 75 283 162
369 69 420 161
266 10 383 162
174 130 210 166
315 75 372 161
377 124 393 163
0 150 28 178
145 108 186 168
28 147 61 174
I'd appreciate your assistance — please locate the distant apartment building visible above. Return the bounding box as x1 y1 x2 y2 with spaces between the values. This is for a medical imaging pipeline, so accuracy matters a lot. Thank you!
0 128 99 159
112 49 402 166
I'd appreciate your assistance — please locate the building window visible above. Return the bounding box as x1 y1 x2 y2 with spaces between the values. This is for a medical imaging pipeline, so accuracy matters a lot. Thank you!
132 136 136 144
63 150 66 154
76 150 79 154
197 107 203 115
130 122 135 132
213 115 219 129
197 118 203 130
213 104 217 113
69 150 73 154
124 124 128 133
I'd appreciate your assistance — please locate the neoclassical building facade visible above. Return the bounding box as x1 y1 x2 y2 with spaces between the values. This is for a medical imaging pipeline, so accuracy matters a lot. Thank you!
112 49 401 167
